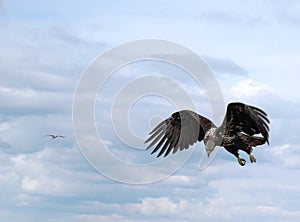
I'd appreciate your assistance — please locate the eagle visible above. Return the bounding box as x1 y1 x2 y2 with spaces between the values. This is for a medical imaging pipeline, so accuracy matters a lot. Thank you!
145 102 270 166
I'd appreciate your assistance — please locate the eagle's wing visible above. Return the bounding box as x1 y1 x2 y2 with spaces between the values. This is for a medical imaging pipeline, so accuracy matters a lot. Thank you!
58 135 65 138
145 110 215 157
221 102 270 144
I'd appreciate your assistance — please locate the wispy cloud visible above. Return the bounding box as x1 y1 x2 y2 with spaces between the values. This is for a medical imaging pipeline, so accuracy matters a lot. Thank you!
204 56 248 76
1 0 300 221
230 79 274 97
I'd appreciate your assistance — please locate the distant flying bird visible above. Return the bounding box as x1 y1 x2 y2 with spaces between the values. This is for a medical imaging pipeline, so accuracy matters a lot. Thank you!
145 102 270 166
44 134 66 139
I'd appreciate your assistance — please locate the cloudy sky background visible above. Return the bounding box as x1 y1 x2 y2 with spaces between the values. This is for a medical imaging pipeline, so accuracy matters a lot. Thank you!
1 0 300 221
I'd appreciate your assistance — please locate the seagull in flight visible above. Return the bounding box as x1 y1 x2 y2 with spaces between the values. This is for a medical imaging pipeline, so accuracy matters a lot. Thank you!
44 134 66 139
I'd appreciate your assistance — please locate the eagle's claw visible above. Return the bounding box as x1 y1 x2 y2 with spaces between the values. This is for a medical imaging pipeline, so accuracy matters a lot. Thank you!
238 157 246 166
249 154 256 163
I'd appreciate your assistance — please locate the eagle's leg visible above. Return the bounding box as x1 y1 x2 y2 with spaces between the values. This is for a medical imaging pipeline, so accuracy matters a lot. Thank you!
240 145 256 164
249 154 256 163
240 134 264 163
246 147 256 163
224 146 246 166
237 156 246 166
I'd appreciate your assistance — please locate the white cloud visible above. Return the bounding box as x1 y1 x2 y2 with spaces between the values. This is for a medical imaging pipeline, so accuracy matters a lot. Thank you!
15 194 42 207
0 114 72 152
1 141 300 222
128 197 188 216
203 55 248 76
1 1 300 221
162 175 194 186
0 122 10 132
259 143 300 168
21 177 40 191
75 214 123 222
0 85 72 116
240 54 300 102
4 147 107 197
72 188 300 221
230 78 274 98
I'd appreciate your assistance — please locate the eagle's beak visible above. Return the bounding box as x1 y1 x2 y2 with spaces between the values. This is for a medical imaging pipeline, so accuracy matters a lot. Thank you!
205 140 215 158
207 150 212 157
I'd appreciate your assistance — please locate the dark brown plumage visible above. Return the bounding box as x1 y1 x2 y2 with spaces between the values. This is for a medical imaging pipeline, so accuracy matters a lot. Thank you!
145 102 270 166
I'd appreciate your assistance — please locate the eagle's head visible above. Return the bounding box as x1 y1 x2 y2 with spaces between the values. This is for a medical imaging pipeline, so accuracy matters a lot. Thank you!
203 128 219 157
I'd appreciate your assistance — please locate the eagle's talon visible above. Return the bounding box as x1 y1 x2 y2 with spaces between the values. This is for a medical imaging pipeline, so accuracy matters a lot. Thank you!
249 154 256 163
238 157 246 166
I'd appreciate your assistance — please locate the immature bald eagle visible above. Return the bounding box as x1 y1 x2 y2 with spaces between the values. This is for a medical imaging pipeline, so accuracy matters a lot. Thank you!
145 102 270 166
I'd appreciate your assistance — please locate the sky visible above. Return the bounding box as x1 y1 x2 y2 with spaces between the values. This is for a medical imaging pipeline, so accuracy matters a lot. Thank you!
1 0 300 221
